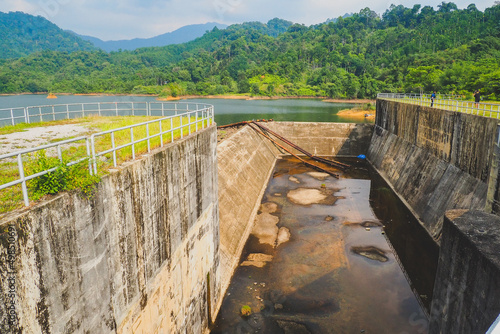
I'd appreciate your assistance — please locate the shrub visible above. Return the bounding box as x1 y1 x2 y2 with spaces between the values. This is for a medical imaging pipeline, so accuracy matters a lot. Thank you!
27 150 100 200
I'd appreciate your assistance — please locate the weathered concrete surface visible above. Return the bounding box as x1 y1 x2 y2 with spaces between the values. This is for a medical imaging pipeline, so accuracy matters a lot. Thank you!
429 210 500 333
264 122 374 157
370 100 499 238
0 126 220 334
216 125 280 314
375 100 498 181
369 126 488 238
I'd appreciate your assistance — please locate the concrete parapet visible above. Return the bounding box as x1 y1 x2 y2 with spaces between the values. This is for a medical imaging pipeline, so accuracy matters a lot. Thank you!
376 99 498 183
429 210 500 333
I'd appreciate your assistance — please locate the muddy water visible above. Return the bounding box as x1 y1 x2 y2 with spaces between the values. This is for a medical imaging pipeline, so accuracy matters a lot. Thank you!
212 156 438 334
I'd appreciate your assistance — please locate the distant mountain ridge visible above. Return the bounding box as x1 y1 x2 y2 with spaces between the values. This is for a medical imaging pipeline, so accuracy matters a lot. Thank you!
71 22 228 52
0 11 96 59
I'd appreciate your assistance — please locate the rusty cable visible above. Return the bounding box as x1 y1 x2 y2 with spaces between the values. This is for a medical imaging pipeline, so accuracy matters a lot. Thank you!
217 119 273 129
246 122 340 178
250 122 350 170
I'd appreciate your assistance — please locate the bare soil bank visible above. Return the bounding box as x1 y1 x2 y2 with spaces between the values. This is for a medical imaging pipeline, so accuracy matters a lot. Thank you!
337 109 375 119
0 92 376 104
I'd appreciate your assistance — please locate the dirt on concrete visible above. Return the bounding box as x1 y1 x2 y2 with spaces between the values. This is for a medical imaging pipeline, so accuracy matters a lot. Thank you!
217 125 246 144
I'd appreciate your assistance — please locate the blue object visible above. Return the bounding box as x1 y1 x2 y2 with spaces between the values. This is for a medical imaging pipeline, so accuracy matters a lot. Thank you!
357 154 366 159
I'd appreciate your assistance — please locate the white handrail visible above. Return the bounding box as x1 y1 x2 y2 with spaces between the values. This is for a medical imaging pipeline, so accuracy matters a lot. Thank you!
377 93 500 118
0 102 215 207
487 314 500 334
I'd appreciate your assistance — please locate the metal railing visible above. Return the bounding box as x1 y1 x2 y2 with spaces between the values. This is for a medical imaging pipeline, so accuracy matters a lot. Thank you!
377 93 500 119
0 102 214 207
0 101 219 126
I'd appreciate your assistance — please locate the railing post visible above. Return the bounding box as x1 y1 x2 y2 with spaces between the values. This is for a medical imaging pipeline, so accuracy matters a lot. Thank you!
52 105 55 121
98 102 102 117
86 138 92 175
116 102 119 117
66 104 70 119
130 128 135 160
170 118 174 143
180 116 183 139
160 120 164 147
18 154 29 206
24 107 28 124
91 135 97 175
188 112 191 136
10 109 14 126
146 123 151 152
57 145 62 162
111 132 117 167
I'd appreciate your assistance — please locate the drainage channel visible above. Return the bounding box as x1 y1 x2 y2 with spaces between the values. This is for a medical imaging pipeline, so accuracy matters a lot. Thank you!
212 156 438 334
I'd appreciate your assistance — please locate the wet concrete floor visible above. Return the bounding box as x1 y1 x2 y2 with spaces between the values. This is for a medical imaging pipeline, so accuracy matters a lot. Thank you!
212 156 438 334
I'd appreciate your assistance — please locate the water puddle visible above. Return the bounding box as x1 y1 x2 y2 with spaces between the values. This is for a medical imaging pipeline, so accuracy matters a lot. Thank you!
212 156 438 333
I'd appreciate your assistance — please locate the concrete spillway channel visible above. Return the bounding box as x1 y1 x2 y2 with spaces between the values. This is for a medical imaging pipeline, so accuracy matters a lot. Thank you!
213 155 437 333
217 107 500 334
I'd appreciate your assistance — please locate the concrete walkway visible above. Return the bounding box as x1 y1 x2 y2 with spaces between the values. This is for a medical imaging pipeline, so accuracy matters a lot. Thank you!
0 124 92 156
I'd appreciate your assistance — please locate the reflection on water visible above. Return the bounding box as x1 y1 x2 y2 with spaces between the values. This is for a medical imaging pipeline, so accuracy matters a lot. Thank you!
0 95 372 126
212 156 438 334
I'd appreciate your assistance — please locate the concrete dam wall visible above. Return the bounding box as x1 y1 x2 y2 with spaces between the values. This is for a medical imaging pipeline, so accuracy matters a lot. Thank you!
0 126 220 333
2 104 500 333
368 99 500 238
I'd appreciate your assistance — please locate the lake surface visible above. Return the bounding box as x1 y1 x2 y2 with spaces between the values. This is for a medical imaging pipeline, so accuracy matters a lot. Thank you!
212 157 437 334
0 95 373 126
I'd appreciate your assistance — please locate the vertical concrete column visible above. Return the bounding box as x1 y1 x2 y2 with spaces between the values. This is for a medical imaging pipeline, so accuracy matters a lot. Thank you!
429 210 500 333
487 129 500 214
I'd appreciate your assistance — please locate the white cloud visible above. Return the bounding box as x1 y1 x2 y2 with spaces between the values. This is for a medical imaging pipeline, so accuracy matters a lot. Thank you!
0 0 496 40
0 0 37 14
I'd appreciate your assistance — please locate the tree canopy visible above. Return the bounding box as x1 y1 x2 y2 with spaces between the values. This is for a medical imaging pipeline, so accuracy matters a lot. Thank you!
0 4 499 100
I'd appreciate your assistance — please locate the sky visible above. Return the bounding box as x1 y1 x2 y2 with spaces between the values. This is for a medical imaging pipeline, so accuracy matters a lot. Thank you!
0 0 496 40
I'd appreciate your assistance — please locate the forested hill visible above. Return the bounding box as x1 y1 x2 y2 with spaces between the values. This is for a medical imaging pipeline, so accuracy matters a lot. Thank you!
0 11 96 58
0 4 499 100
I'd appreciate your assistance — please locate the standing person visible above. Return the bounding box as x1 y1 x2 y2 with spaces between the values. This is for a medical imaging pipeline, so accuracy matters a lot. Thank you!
474 90 481 108
430 91 436 107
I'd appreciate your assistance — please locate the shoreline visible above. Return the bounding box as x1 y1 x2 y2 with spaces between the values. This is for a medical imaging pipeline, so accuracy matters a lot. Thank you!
0 92 375 104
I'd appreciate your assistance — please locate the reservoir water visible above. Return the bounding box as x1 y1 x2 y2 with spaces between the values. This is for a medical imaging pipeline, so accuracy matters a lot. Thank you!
212 156 438 333
0 95 373 126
